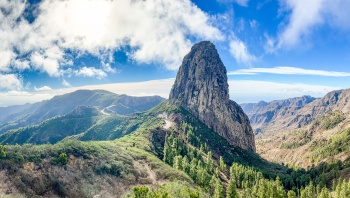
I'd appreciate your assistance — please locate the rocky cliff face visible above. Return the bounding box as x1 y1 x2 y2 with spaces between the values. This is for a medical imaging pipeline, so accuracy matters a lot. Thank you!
241 96 317 133
243 89 350 134
169 41 255 152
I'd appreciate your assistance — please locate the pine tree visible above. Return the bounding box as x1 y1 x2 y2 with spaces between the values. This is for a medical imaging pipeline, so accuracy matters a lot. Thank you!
317 187 331 198
190 158 198 181
219 156 226 172
182 156 190 174
226 179 238 198
206 151 214 173
0 144 6 159
287 190 297 198
213 181 224 198
173 155 183 170
163 134 174 165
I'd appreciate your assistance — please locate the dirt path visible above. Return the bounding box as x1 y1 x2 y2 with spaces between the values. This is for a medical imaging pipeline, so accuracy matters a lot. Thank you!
164 119 173 129
100 105 116 115
133 161 166 185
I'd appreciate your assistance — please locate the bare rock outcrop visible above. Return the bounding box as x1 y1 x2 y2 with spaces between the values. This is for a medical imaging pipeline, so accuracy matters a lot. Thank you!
169 41 255 152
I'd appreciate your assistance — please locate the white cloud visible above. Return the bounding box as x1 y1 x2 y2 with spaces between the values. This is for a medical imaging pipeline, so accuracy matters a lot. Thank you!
101 61 117 73
229 38 257 65
0 74 22 91
0 91 53 107
249 20 258 29
217 0 249 7
229 80 341 103
274 0 350 49
34 86 52 91
0 0 223 78
62 79 71 87
0 51 15 71
0 78 343 107
74 67 107 79
228 66 350 77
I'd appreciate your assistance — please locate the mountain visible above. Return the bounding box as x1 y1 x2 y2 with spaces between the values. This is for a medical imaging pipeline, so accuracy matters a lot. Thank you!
1 41 349 197
0 106 102 145
243 89 350 134
241 95 317 134
0 90 164 134
169 41 255 152
250 89 350 168
256 110 350 168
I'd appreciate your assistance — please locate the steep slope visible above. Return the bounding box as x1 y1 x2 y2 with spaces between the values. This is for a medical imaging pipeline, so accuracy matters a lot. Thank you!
169 41 255 152
0 90 164 134
0 106 102 145
256 110 350 168
241 95 317 134
243 89 350 134
1 99 348 197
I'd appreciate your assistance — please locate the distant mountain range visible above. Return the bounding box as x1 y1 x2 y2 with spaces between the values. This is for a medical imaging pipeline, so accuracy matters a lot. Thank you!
241 89 350 168
0 90 164 134
241 89 350 134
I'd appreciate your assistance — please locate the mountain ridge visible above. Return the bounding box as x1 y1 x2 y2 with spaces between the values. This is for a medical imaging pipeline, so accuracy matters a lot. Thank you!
0 90 164 134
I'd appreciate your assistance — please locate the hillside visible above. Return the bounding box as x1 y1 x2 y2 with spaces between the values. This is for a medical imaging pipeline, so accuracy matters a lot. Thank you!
0 90 164 134
256 110 350 168
242 89 350 134
1 41 350 197
1 100 348 197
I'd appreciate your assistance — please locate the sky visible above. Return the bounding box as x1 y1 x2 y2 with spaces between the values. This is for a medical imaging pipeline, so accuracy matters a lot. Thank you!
1 0 350 106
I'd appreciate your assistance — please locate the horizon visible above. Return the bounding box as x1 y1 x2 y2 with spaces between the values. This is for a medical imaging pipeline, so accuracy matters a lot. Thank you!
1 78 345 107
1 0 350 106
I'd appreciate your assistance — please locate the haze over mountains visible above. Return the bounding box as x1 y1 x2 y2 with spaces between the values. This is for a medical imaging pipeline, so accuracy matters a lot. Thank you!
0 90 164 134
241 89 350 134
240 88 350 169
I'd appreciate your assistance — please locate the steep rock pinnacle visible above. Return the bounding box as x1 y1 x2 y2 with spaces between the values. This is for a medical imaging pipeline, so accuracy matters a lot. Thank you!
169 41 256 152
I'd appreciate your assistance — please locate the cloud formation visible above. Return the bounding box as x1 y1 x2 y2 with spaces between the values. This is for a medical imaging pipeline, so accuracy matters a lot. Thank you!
74 67 107 79
0 78 343 106
229 38 257 65
34 86 52 91
0 0 223 85
273 0 350 50
0 74 22 91
228 66 350 77
229 80 341 103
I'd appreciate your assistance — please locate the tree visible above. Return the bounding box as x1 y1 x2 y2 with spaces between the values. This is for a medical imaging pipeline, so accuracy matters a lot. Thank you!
0 144 6 159
287 190 297 198
317 187 331 198
173 155 183 170
189 158 198 181
182 156 190 174
219 156 226 172
163 134 174 165
226 179 238 198
58 152 68 165
213 182 224 198
133 186 149 198
206 151 214 173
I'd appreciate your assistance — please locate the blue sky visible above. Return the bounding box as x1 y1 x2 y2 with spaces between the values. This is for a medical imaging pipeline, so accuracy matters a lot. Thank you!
0 0 350 106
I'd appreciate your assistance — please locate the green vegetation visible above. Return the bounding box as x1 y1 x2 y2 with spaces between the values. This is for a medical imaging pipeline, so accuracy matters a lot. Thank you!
129 181 204 198
310 128 350 163
1 101 350 197
317 111 346 130
0 143 6 159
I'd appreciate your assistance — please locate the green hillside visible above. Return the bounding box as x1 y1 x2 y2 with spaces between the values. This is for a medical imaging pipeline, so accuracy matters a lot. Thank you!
2 101 350 197
0 90 164 135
